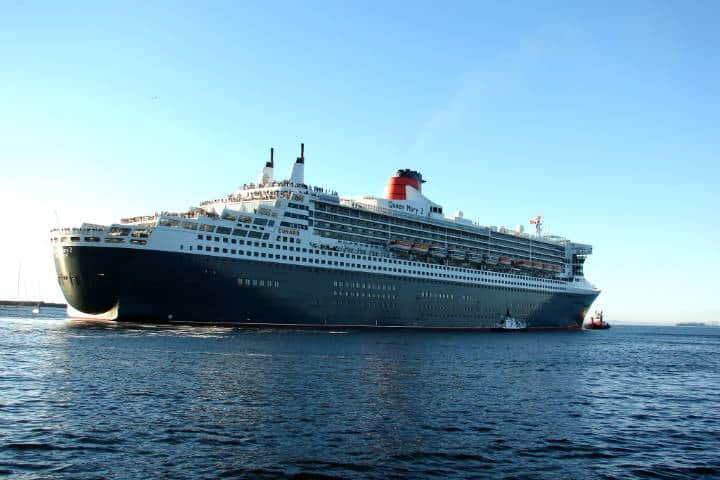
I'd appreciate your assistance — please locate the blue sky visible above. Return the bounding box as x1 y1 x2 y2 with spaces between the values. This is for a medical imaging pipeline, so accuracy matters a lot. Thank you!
1 1 718 323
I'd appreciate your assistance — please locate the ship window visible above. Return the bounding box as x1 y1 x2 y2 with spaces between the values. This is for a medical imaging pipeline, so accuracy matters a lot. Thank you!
206 235 211 240
214 236 220 242
222 237 228 243
199 224 215 232
231 239 236 244
197 234 203 240
231 249 236 254
205 247 211 251
222 248 228 253
214 247 219 252
254 252 259 257
261 253 266 257
232 229 248 237
248 231 262 239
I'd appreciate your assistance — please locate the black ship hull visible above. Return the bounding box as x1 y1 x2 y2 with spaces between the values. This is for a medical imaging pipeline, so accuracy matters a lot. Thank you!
54 246 598 329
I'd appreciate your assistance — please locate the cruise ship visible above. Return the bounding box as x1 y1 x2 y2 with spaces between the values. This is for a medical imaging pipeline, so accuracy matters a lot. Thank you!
51 144 600 329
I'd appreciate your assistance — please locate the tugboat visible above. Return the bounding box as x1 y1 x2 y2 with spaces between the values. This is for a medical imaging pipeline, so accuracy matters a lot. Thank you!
494 309 528 331
585 310 610 329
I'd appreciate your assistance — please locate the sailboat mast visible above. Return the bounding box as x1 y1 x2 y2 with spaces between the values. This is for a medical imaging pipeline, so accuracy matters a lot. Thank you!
17 261 21 299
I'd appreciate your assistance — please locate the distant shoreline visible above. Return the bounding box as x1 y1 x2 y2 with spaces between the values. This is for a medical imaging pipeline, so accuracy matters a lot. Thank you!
0 300 66 308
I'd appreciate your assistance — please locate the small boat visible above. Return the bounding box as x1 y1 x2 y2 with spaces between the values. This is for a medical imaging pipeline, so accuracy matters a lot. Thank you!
449 249 466 261
411 243 430 255
467 254 483 264
31 303 41 315
498 256 513 266
484 255 498 265
389 240 412 252
494 309 527 331
585 310 610 330
429 247 448 258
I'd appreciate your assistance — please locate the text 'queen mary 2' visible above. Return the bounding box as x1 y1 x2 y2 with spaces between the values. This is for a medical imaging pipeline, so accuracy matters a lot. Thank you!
52 144 600 329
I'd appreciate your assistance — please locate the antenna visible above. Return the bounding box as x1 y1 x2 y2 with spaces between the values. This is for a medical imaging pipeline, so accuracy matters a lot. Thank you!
17 261 21 299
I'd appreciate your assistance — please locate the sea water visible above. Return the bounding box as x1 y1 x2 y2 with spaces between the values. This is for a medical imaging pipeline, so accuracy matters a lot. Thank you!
1 306 718 479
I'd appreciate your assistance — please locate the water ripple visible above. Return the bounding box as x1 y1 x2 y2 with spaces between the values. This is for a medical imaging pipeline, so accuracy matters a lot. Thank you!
1 308 719 479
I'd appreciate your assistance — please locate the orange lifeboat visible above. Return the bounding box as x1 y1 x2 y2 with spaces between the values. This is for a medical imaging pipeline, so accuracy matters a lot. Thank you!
498 256 513 266
389 240 412 252
411 243 430 254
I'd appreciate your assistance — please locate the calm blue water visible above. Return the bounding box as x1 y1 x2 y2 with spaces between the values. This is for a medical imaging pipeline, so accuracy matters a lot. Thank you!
1 306 719 479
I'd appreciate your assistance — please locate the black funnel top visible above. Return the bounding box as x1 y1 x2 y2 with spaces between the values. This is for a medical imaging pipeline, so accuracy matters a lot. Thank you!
396 169 425 184
296 143 304 164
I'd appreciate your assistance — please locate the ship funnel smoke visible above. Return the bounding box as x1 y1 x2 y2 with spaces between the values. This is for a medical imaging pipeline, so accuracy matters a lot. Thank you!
289 142 305 184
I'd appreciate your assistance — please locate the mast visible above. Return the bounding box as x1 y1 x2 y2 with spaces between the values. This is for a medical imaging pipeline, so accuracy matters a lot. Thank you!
17 261 21 299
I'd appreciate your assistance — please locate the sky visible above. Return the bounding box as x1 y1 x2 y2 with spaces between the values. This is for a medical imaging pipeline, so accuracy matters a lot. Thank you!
1 1 718 323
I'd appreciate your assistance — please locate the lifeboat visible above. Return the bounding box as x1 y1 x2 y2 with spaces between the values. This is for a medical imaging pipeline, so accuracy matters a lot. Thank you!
468 254 484 264
389 240 412 252
531 262 544 270
449 249 466 261
514 260 532 269
498 256 513 266
485 255 498 265
411 243 430 254
430 247 448 258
